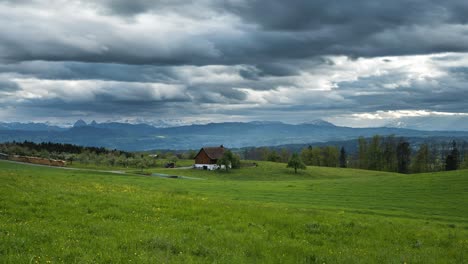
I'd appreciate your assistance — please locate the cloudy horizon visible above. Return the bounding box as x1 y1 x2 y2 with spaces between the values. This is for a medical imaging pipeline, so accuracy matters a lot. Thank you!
1 1 468 130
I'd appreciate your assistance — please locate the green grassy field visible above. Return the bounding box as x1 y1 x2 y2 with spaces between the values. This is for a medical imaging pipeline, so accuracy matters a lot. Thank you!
67 158 195 171
1 160 467 263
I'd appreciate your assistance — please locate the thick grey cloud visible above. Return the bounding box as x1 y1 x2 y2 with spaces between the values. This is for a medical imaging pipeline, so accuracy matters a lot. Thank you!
0 79 19 92
2 0 468 65
223 1 468 29
0 61 177 83
95 0 217 17
0 1 467 129
337 72 468 113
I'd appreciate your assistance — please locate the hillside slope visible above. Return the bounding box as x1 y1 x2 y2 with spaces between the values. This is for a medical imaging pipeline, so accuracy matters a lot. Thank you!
1 161 467 263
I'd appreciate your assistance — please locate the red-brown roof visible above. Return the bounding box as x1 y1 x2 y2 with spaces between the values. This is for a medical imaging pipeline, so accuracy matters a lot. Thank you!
196 146 225 160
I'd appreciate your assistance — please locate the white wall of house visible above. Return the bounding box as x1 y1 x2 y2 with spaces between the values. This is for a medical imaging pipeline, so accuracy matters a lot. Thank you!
194 164 220 170
193 164 231 170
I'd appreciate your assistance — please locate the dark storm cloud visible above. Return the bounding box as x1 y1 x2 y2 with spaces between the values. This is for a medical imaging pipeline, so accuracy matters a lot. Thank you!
255 63 301 77
0 79 19 92
1 0 468 65
222 1 466 30
238 63 299 80
18 98 178 115
0 0 468 127
5 100 188 122
95 0 215 17
336 71 468 114
0 61 178 83
98 0 468 30
189 85 248 104
239 69 259 80
78 0 468 60
98 0 156 16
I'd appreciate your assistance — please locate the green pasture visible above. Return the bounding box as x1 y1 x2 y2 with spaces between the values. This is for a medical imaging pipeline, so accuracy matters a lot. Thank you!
1 160 467 263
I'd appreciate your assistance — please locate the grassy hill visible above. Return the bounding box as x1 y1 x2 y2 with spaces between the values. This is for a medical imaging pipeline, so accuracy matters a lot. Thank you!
1 160 467 263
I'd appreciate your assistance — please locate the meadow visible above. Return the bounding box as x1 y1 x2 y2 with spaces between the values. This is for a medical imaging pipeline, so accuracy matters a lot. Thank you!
1 160 467 263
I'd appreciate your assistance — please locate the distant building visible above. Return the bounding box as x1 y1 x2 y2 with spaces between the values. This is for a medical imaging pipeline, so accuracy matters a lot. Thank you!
0 153 9 160
193 145 227 170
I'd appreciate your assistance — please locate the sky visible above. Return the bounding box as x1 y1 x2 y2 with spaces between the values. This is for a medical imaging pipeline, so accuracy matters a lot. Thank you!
1 0 468 130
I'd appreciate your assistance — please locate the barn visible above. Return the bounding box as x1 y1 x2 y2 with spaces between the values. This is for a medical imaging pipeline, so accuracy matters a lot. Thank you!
193 145 227 170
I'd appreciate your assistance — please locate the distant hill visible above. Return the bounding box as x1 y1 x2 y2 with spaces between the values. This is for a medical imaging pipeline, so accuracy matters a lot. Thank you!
1 120 468 151
0 122 65 131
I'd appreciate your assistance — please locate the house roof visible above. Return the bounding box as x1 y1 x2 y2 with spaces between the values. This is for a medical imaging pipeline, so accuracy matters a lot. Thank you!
197 146 225 160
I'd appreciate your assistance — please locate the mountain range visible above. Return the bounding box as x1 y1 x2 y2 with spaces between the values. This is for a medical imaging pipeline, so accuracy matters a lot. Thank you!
1 120 468 151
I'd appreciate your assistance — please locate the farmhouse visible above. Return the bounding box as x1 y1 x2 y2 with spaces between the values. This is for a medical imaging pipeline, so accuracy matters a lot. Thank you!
193 145 226 170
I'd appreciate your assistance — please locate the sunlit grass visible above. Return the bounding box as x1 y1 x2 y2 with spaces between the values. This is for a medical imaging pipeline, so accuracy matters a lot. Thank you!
1 160 467 263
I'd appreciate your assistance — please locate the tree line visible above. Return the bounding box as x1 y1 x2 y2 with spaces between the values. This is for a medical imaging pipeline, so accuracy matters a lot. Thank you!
354 136 467 173
0 141 183 171
0 141 133 157
2 137 467 174
242 135 468 173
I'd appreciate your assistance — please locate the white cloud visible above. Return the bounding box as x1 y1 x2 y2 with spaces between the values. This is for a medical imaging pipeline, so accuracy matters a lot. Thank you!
9 78 188 103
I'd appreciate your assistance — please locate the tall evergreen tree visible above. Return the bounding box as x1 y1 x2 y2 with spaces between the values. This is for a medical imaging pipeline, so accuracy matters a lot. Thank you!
339 147 347 168
445 140 460 171
396 139 411 174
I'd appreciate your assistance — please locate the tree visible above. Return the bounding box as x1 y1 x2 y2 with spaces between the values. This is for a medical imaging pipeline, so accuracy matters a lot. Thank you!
445 140 460 171
287 153 306 174
137 158 149 172
259 147 270 161
117 154 128 167
411 144 430 173
428 142 442 171
186 150 197 159
66 154 75 165
217 150 240 171
310 147 323 166
106 154 116 167
168 155 179 166
280 148 291 163
339 147 347 168
300 146 314 165
78 151 91 165
396 139 411 174
358 137 368 169
368 135 383 170
382 135 397 172
266 150 281 162
322 146 339 167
